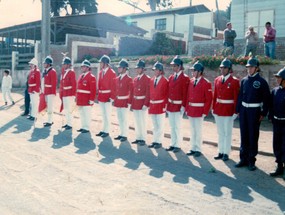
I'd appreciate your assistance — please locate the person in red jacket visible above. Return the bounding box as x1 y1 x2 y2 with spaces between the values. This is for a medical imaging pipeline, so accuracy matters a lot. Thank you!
148 61 168 149
27 58 41 121
212 58 240 161
166 56 190 153
96 55 116 138
131 59 150 146
112 59 133 142
42 56 57 127
59 57 77 130
186 62 213 157
76 60 96 133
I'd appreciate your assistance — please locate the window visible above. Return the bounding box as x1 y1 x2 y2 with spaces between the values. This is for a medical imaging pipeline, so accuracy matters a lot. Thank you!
155 18 166 30
247 10 274 37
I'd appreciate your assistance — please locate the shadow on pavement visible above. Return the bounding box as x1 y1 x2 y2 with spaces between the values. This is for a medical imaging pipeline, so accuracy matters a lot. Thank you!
52 129 73 149
29 127 51 142
74 132 96 154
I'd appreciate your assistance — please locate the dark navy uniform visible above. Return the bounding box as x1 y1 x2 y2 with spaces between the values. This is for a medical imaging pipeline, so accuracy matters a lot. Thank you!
236 73 270 166
270 86 285 165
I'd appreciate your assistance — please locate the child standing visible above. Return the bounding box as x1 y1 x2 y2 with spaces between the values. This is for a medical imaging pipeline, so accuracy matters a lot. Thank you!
2 70 15 105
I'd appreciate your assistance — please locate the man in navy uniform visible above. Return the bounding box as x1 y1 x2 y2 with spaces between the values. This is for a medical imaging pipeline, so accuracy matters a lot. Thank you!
235 57 270 171
269 67 285 180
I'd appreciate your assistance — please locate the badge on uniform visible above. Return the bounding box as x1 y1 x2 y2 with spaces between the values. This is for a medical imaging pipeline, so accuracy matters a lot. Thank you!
253 81 261 89
83 80 87 86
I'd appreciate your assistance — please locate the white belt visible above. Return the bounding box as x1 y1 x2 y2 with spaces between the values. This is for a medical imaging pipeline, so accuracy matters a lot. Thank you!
63 86 72 90
45 84 52 87
242 102 261 108
217 99 234 104
77 89 91 94
274 116 285 120
134 95 146 99
188 102 205 107
99 90 111 93
117 95 129 100
168 99 182 104
29 84 36 87
150 99 164 104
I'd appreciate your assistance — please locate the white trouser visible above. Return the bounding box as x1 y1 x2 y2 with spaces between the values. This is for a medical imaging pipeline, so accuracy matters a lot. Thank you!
29 92 39 118
150 114 164 144
214 115 234 155
63 96 74 126
2 89 13 103
168 111 182 147
99 101 112 133
78 106 92 130
45 94 55 123
189 117 204 152
116 107 128 137
133 109 147 141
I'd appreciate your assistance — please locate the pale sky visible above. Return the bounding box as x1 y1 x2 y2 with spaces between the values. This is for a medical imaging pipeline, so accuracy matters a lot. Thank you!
0 0 231 28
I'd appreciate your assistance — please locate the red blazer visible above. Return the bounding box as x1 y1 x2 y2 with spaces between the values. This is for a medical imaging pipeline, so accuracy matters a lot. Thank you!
97 67 116 102
131 74 150 110
43 68 57 95
212 75 240 116
59 68 76 98
76 72 96 106
113 74 133 108
28 68 41 93
149 76 169 114
186 77 213 117
167 72 190 112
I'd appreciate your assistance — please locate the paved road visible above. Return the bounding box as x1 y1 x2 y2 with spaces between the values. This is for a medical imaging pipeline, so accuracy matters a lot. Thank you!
0 91 284 215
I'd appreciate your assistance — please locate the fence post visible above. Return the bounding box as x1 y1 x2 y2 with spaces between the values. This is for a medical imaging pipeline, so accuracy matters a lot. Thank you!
11 51 19 74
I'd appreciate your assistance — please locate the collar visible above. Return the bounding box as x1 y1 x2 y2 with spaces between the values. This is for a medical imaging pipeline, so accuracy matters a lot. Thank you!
120 72 127 79
174 70 183 77
223 73 231 81
137 74 144 79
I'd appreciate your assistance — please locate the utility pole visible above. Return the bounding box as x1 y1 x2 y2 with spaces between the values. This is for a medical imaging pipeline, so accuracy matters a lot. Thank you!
41 0 51 64
187 0 194 57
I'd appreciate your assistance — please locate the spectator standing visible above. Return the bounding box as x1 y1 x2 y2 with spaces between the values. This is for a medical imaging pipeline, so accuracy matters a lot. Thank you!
268 67 285 180
235 57 270 171
223 22 237 55
22 71 31 116
245 26 259 57
263 21 276 59
1 70 15 106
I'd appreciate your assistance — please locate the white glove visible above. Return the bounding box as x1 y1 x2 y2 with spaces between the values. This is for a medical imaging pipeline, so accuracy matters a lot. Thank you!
180 106 185 115
202 114 206 119
128 104 131 109
88 100 94 105
232 113 238 120
109 98 114 103
142 105 148 110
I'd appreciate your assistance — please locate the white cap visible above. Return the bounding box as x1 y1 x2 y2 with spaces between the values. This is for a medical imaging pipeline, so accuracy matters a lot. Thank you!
29 58 38 67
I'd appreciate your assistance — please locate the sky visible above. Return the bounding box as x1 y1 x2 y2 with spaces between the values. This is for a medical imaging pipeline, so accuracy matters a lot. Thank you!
0 0 231 28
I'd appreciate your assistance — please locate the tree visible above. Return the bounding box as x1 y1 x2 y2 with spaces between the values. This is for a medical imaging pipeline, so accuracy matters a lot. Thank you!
49 0 98 16
147 0 172 11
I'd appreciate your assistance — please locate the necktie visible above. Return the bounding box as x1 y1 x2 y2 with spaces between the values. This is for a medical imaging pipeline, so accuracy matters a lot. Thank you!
138 76 140 81
154 78 158 87
222 77 225 84
174 74 178 81
194 79 198 87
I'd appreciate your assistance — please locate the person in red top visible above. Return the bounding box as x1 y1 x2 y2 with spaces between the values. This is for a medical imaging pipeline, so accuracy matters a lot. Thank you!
112 59 133 142
186 62 212 157
76 60 96 133
96 55 116 138
212 58 240 161
131 59 150 146
166 56 189 153
148 61 168 149
42 56 57 127
27 58 41 121
59 57 76 130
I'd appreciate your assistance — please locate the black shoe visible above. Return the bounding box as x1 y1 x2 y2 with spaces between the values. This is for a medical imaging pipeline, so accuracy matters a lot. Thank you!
62 124 68 128
12 101 15 105
131 140 140 144
77 128 83 132
248 164 257 171
101 132 109 137
43 122 53 127
96 131 104 136
120 136 127 142
81 129 90 133
114 135 122 140
28 116 35 121
165 146 175 151
65 125 72 130
138 140 146 146
154 143 162 149
235 161 248 168
148 142 156 148
194 151 201 157
173 147 181 153
186 150 196 156
214 153 223 160
5 102 7 105
21 112 29 116
269 166 284 177
222 154 229 161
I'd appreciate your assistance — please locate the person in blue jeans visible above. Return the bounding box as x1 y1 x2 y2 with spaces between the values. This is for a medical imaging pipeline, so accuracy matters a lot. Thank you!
263 22 276 59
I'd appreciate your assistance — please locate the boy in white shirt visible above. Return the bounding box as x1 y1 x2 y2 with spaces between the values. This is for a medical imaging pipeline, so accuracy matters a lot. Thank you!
2 70 15 105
